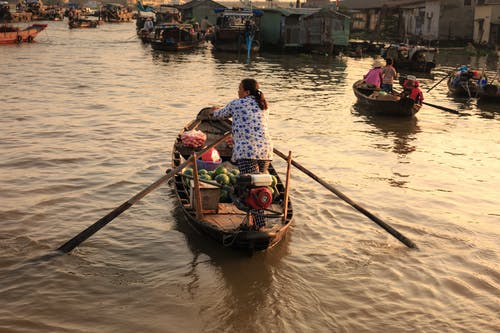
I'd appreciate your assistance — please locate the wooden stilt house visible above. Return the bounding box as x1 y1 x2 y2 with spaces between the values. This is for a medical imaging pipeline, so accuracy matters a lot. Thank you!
300 7 350 54
260 8 320 51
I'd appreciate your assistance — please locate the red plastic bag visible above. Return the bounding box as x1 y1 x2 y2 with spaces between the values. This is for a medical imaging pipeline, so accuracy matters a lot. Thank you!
201 147 221 162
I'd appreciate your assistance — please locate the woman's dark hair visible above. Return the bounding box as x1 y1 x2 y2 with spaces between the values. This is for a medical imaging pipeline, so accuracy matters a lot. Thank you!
386 57 393 66
241 78 268 110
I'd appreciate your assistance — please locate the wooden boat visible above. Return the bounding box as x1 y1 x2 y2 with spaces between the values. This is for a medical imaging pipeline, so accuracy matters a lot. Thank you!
136 5 181 43
211 8 261 53
447 67 499 100
446 69 481 97
150 23 203 51
0 23 47 44
479 83 500 101
170 108 293 252
353 80 421 117
382 44 437 73
98 3 133 22
69 17 100 29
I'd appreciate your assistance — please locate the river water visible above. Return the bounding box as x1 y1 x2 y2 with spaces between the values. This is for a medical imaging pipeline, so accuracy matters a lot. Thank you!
0 21 499 333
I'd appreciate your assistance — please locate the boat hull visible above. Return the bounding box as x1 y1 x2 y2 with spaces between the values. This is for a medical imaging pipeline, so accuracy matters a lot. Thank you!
150 23 203 51
447 73 499 101
0 23 47 44
150 39 203 51
171 108 293 253
69 20 100 29
447 75 480 97
353 80 421 117
212 29 260 53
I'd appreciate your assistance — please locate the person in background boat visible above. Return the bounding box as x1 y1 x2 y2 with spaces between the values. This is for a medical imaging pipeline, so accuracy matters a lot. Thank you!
381 57 398 93
209 78 272 230
401 75 424 105
143 17 154 33
200 16 210 36
363 59 384 89
68 8 75 22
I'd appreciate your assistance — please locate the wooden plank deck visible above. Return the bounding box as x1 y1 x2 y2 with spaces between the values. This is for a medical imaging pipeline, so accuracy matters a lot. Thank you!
203 203 284 232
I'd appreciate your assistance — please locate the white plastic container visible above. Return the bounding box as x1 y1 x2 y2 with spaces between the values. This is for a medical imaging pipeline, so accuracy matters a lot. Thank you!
250 174 273 186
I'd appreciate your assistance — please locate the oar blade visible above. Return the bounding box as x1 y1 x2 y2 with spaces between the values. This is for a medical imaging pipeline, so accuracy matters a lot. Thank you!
273 148 418 249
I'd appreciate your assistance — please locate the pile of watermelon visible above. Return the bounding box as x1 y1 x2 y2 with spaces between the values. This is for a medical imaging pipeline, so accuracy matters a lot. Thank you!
181 130 207 148
182 166 279 204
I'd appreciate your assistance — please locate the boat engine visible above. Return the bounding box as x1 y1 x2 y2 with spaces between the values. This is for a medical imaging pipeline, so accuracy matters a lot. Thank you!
232 174 273 211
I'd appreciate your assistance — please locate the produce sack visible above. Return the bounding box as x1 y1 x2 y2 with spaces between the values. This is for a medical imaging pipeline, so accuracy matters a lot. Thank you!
181 130 207 148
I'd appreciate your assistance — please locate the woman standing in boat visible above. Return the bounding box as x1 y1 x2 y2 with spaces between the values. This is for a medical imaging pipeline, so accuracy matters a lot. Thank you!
210 78 272 229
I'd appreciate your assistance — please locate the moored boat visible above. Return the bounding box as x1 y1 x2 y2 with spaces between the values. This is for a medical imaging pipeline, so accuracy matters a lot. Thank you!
0 23 47 44
69 17 101 29
150 23 203 51
353 79 421 117
171 108 293 252
479 82 500 101
382 44 437 73
211 8 261 53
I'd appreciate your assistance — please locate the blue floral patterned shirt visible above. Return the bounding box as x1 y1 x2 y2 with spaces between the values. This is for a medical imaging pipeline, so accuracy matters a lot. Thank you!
213 96 273 161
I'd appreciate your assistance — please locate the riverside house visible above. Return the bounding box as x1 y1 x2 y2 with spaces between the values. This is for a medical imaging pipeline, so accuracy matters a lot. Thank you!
343 0 476 43
473 0 500 46
260 6 350 53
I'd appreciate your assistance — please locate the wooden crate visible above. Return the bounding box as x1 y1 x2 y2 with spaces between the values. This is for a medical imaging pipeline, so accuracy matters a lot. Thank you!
189 180 221 212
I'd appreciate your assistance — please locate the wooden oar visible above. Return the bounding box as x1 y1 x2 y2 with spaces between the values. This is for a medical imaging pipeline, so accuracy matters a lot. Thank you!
273 148 418 249
426 71 452 92
57 132 231 253
395 88 460 115
422 101 460 114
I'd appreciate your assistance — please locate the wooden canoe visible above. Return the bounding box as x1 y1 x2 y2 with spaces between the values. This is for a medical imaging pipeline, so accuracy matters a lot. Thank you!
353 80 421 117
0 23 47 44
170 108 293 252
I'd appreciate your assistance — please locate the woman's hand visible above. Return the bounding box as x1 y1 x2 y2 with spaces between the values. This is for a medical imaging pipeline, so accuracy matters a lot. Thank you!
208 106 221 119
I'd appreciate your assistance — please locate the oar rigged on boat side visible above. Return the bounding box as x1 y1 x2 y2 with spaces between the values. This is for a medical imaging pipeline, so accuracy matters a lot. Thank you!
426 71 453 93
273 148 418 249
422 101 460 114
57 132 231 253
393 88 460 115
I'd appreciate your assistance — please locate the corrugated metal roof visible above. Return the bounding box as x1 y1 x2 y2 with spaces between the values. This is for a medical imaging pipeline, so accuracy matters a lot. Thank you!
302 7 350 19
342 0 425 9
262 8 320 16
178 0 226 10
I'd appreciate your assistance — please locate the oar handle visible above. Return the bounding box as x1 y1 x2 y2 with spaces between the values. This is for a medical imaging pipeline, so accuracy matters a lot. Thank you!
273 148 418 249
57 132 231 253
